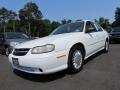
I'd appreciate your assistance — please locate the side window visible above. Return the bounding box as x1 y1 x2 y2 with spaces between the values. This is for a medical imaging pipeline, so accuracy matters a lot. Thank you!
85 21 97 33
94 22 103 31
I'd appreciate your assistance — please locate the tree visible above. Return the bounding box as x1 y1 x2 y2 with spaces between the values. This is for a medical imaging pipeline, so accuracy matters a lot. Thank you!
112 8 120 27
51 21 61 30
61 19 72 24
19 2 43 21
43 19 51 24
19 2 43 36
0 7 17 32
95 17 112 32
38 20 52 37
42 19 52 34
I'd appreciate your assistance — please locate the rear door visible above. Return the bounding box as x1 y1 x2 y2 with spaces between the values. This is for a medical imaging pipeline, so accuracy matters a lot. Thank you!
94 22 106 48
84 21 100 56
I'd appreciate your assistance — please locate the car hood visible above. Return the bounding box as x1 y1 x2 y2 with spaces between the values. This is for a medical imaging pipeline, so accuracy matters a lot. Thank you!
6 39 30 43
15 33 76 48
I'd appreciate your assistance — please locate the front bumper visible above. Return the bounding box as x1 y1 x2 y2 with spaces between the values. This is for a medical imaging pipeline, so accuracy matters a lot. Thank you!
8 50 68 74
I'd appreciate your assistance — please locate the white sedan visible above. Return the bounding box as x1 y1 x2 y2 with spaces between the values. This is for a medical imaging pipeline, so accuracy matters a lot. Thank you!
8 20 109 74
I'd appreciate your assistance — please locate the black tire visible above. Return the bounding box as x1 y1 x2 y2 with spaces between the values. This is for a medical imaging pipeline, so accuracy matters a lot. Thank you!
103 40 109 53
5 48 9 56
13 68 19 74
68 45 84 74
109 40 113 44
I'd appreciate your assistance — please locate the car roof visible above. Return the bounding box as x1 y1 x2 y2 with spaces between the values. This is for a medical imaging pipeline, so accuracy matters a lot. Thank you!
64 20 89 25
74 20 93 23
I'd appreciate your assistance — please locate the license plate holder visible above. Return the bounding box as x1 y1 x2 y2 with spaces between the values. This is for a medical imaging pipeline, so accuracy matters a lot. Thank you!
12 57 19 65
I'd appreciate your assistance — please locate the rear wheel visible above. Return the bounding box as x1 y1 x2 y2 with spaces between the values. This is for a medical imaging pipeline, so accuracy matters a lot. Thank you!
5 48 9 56
68 45 84 74
103 40 109 53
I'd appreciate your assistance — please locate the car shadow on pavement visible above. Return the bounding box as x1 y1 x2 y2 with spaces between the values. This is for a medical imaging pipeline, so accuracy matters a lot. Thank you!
83 50 104 65
14 69 67 82
0 53 6 56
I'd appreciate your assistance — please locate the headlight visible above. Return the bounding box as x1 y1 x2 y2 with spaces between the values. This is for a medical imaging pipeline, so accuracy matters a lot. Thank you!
31 44 55 54
10 42 20 47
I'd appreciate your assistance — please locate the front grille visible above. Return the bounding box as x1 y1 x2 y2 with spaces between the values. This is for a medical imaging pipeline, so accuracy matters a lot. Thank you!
13 48 30 56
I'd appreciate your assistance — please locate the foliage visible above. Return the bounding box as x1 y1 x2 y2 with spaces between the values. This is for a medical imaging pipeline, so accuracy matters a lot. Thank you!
18 2 43 36
61 19 72 24
95 17 112 32
0 7 17 22
0 7 17 32
112 8 120 28
19 2 43 21
1 1 119 36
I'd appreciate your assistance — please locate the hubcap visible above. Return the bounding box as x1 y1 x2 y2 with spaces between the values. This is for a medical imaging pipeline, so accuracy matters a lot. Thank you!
106 42 109 51
6 48 9 55
72 50 82 69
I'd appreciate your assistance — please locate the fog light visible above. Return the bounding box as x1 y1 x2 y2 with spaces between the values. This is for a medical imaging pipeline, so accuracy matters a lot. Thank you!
39 68 43 72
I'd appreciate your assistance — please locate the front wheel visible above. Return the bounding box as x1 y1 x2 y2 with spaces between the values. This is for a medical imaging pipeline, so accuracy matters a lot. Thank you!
68 45 84 74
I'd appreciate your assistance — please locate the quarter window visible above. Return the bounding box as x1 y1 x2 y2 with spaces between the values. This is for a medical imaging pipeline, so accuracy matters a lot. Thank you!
94 22 103 31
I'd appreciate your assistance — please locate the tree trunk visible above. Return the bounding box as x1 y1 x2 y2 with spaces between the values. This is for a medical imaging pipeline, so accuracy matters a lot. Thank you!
13 21 15 32
28 23 31 37
3 25 6 33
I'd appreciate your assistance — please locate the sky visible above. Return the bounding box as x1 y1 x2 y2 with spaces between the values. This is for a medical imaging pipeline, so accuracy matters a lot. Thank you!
0 0 120 22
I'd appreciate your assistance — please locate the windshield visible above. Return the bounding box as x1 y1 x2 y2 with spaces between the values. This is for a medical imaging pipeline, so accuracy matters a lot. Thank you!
51 22 84 35
112 28 120 32
6 33 29 39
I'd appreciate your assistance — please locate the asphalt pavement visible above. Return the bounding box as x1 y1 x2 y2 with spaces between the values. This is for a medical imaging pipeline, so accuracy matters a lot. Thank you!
0 44 120 90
